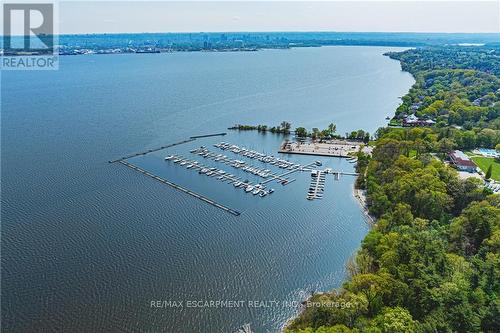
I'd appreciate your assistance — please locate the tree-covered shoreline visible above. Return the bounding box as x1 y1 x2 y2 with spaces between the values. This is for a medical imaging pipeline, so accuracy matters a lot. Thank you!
386 47 499 150
285 46 499 333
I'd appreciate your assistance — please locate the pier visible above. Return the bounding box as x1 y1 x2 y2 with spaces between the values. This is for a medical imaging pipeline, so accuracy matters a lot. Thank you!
108 139 195 163
165 154 274 197
261 161 318 185
307 170 326 200
190 133 227 139
327 170 359 177
211 142 318 184
190 147 291 183
301 166 359 177
118 160 241 216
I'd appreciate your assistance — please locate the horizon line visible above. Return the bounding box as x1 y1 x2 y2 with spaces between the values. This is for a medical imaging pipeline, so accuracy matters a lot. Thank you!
7 30 500 37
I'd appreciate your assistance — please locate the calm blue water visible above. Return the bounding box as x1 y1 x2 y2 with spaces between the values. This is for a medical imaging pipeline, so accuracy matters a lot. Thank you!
1 46 413 333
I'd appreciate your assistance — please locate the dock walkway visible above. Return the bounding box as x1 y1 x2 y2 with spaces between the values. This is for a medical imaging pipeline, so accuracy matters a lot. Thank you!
307 170 326 200
260 161 316 185
190 148 290 183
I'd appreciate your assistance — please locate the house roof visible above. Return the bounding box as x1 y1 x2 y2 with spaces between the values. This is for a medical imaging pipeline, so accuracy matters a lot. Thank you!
449 150 476 167
405 114 418 122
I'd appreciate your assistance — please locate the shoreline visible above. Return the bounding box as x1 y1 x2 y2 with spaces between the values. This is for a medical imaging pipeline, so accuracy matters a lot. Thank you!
279 46 413 332
352 186 376 226
279 185 375 333
18 42 418 58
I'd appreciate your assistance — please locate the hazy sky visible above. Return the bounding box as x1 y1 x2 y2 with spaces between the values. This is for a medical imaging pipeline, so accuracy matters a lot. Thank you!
55 1 499 34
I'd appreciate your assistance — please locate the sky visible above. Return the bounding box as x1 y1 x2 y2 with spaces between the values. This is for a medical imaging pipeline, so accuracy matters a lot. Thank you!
30 1 500 34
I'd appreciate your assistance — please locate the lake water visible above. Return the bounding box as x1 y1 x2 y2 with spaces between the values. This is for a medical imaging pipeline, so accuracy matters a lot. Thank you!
1 46 414 332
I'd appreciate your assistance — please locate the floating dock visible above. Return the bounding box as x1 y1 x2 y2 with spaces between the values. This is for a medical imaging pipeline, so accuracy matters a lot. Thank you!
260 161 316 185
190 147 291 183
165 154 275 197
278 149 350 158
118 160 241 216
307 170 326 200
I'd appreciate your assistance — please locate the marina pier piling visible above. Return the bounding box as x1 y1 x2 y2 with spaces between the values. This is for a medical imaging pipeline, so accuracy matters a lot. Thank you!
118 160 241 216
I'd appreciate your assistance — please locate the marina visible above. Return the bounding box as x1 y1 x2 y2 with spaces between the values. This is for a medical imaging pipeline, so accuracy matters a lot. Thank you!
164 154 275 197
164 139 360 202
214 142 302 169
189 146 302 184
110 136 362 215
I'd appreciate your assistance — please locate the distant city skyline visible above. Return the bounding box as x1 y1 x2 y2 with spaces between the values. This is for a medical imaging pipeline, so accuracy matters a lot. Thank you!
54 1 500 34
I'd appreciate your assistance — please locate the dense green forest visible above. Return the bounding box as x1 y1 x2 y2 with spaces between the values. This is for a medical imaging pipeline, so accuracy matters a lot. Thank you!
387 48 499 149
285 47 499 332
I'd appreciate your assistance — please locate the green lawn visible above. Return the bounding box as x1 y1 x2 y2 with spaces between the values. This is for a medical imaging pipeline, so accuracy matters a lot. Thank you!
471 156 500 181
